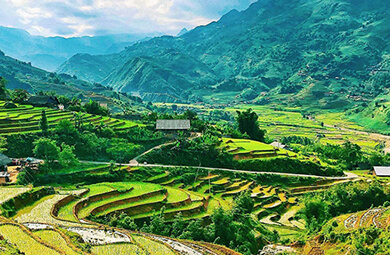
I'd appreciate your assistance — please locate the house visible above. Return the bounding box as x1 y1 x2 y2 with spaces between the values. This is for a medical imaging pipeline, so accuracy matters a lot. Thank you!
0 154 11 184
0 153 11 171
270 141 288 150
373 166 390 177
156 119 191 131
0 172 9 184
27 96 59 107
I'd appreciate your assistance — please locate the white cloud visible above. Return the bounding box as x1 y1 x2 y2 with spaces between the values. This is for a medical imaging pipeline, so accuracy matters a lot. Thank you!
0 0 256 37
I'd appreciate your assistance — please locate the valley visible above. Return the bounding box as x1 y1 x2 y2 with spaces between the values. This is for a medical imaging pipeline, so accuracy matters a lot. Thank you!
0 0 390 254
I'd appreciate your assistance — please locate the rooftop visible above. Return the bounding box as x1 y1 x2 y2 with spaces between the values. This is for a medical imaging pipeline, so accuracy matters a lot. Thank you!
0 172 9 178
373 166 390 176
270 142 287 149
0 154 11 166
156 119 191 130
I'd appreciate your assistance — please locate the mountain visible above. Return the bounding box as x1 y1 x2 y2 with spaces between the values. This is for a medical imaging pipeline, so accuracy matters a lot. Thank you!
0 49 93 94
57 0 390 105
0 49 146 113
0 26 156 71
177 28 188 37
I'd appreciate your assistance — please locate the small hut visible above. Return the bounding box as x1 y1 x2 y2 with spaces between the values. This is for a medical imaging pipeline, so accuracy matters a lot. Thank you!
0 153 11 170
27 96 59 107
0 154 11 184
156 119 191 131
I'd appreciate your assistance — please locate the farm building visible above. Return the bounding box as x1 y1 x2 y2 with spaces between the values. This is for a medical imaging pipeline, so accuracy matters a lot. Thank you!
0 154 11 184
0 172 9 184
373 166 390 177
270 141 288 150
156 119 191 131
0 153 11 170
27 96 59 107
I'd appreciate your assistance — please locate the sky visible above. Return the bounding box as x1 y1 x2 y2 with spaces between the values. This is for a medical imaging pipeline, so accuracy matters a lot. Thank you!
0 0 257 37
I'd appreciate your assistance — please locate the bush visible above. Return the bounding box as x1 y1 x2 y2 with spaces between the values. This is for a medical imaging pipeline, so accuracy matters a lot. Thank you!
3 102 17 109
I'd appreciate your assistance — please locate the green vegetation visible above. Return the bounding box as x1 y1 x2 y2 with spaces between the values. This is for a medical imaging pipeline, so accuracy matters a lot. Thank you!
34 230 80 255
0 224 61 255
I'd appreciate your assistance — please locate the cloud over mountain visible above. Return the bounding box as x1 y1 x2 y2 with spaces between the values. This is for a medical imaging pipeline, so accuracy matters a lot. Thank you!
0 0 256 37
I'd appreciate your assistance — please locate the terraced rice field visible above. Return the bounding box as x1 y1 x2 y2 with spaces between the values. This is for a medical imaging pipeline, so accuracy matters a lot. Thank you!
338 207 390 231
0 101 140 135
0 224 62 255
0 222 179 255
132 235 176 255
0 186 32 204
220 138 298 159
92 243 146 255
0 167 330 253
34 229 80 255
14 193 85 228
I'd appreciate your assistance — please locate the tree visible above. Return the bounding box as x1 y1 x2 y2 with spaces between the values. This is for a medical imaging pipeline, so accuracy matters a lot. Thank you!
0 137 6 153
171 213 186 238
84 99 109 116
74 112 84 130
183 110 198 120
33 138 60 165
236 109 266 142
0 77 8 100
233 191 254 216
59 143 78 167
106 139 144 167
11 89 29 103
55 119 77 135
39 110 49 135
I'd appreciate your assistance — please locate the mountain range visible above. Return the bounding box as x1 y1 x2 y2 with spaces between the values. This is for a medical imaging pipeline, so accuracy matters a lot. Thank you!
56 0 390 106
0 26 158 71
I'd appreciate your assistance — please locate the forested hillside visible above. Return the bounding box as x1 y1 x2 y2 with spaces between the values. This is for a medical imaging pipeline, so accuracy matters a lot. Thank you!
57 0 390 105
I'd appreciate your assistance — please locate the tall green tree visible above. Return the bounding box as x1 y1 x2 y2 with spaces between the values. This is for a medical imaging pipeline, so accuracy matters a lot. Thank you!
59 143 78 167
236 109 266 142
0 77 8 100
11 89 29 103
0 137 7 153
39 110 49 135
33 138 60 165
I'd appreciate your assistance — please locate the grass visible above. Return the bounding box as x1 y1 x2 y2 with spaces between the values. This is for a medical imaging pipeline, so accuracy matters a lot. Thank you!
77 182 163 219
165 187 189 204
34 230 80 255
224 182 253 195
263 200 282 209
57 183 116 222
0 224 61 255
51 164 110 175
14 194 84 228
212 177 230 185
92 243 146 255
0 186 32 204
94 194 166 218
132 235 176 255
147 172 170 182
133 201 204 220
0 101 141 135
278 205 303 228
265 225 304 242
220 138 299 158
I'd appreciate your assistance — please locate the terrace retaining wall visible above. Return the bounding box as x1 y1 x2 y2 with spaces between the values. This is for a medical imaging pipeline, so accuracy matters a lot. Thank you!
89 189 165 216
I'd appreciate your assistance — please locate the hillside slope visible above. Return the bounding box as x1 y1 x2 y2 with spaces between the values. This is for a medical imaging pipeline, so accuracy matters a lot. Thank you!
57 0 390 104
0 49 146 113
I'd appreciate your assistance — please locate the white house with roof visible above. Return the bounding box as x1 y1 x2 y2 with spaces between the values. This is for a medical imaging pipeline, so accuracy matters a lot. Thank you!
156 119 191 131
373 166 390 177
